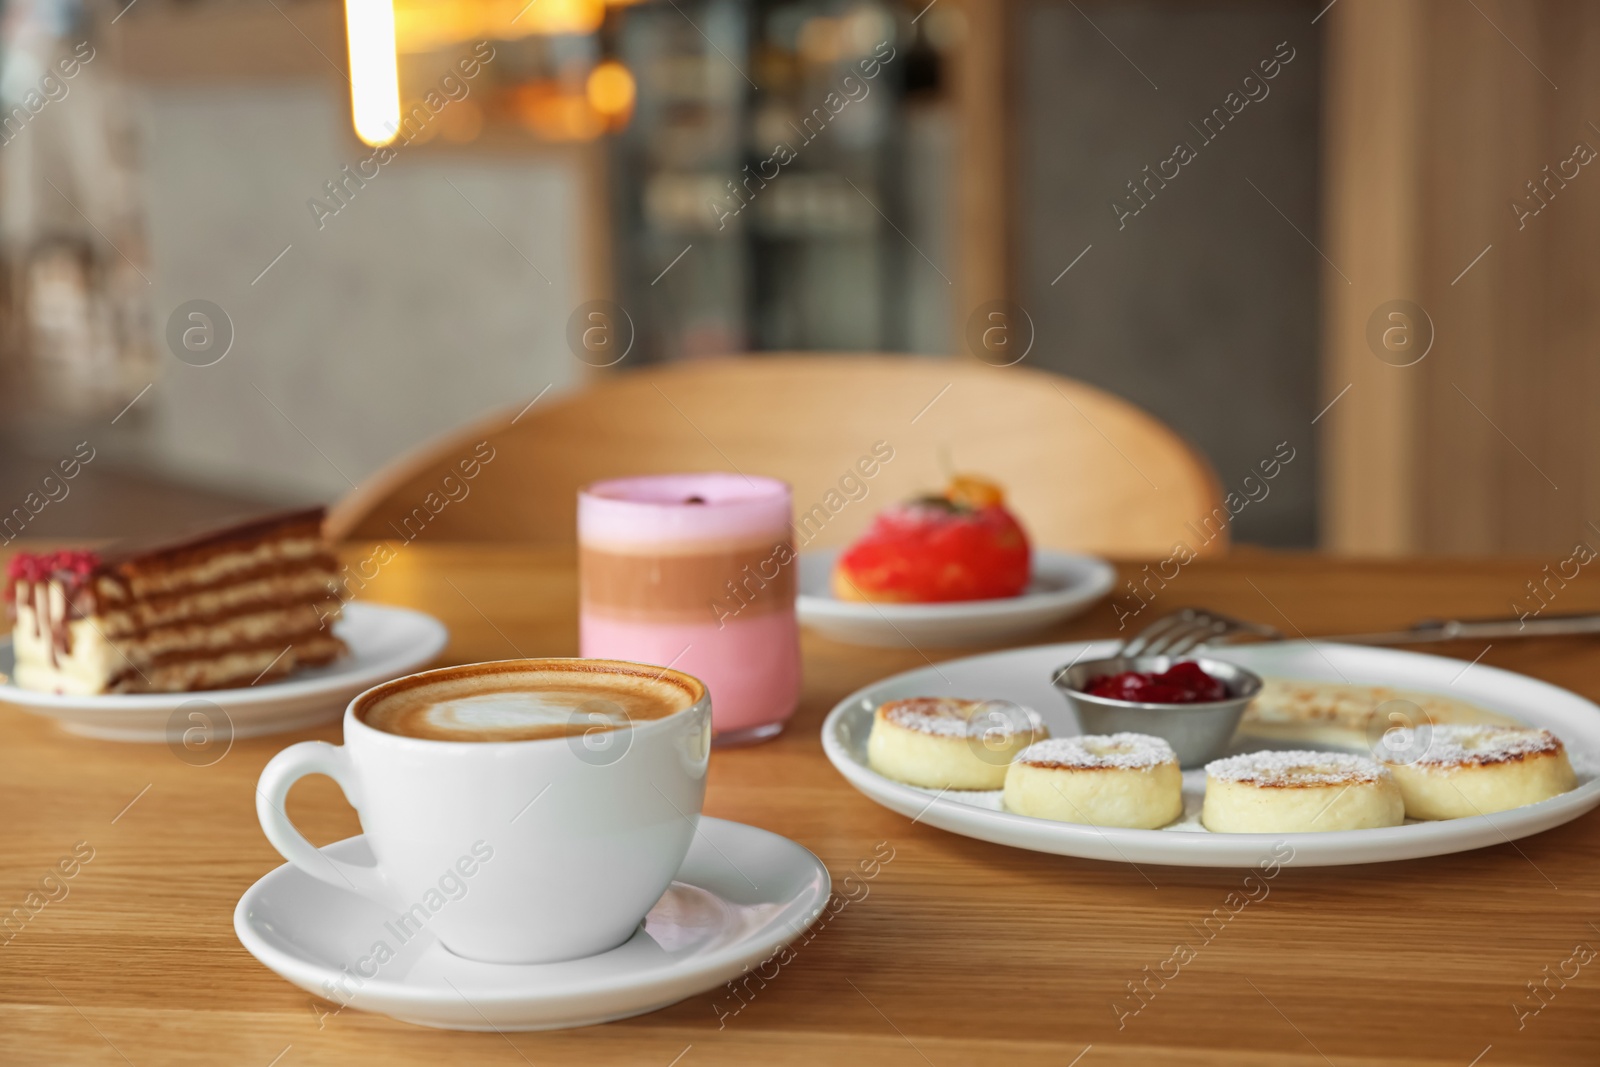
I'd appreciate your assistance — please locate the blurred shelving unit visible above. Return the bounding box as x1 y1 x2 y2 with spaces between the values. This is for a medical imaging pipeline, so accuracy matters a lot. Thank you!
606 0 961 363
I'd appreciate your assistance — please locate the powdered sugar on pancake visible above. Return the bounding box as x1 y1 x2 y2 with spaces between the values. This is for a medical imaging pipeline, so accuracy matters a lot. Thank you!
878 697 1043 739
1377 724 1563 769
1206 750 1387 787
1015 733 1177 771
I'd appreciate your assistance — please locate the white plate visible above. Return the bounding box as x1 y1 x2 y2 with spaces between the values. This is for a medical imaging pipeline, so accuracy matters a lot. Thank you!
797 549 1116 648
0 602 449 742
234 819 831 1031
821 640 1600 867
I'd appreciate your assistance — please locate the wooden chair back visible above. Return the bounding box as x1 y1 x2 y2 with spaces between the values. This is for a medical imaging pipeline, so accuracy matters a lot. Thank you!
326 355 1226 557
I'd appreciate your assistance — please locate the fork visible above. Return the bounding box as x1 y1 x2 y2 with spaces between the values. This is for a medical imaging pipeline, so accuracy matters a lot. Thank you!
1118 608 1283 658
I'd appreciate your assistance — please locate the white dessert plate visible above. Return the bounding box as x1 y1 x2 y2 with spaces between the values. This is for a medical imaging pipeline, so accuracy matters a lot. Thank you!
0 602 448 742
796 549 1116 648
821 639 1600 868
235 819 831 1031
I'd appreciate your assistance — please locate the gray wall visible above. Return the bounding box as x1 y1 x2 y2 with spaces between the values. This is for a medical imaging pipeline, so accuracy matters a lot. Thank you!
1016 0 1322 547
121 84 580 502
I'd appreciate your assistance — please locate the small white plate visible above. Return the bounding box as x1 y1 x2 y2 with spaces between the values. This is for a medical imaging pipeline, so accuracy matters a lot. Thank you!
821 640 1600 867
234 819 831 1031
0 602 449 742
796 549 1116 648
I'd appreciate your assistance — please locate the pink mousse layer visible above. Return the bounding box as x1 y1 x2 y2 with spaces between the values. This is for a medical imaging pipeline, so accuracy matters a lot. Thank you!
579 611 800 734
580 473 792 547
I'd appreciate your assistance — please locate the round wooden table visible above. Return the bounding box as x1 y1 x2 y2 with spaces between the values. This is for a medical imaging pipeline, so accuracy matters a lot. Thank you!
3 545 1598 1065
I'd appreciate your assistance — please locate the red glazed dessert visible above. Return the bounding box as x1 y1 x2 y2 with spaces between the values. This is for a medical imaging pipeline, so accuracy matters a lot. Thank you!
832 475 1031 603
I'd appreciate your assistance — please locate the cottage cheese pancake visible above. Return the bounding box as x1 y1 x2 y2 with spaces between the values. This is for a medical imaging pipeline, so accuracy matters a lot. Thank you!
867 697 1046 789
1240 678 1520 748
1374 724 1576 820
1003 734 1183 828
1202 750 1404 833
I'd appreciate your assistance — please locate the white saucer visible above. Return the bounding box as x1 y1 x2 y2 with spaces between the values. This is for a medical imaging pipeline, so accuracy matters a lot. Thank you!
0 602 448 741
822 640 1600 867
796 548 1116 648
235 819 831 1031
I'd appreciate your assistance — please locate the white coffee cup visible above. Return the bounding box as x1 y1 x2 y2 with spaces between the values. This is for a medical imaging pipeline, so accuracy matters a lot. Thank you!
255 658 712 964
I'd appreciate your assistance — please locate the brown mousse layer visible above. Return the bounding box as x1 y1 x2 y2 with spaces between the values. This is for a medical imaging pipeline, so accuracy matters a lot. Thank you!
580 540 796 625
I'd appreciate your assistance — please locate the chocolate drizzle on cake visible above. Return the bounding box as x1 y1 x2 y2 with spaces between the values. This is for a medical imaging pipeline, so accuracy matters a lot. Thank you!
5 549 101 665
4 507 346 694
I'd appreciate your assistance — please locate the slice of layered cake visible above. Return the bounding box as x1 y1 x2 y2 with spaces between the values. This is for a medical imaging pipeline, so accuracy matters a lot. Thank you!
4 508 346 694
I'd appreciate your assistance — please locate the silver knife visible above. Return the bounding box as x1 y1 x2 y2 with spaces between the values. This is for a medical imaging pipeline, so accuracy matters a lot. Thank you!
1319 611 1600 646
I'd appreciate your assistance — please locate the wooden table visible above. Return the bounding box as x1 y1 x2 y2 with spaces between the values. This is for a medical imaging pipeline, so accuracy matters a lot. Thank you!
4 546 1600 1066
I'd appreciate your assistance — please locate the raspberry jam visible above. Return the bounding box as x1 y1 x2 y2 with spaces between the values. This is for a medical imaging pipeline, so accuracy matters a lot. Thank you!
4 549 99 603
1082 661 1228 704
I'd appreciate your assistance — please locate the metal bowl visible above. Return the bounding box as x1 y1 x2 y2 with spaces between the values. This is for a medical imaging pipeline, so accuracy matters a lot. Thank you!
1051 654 1263 768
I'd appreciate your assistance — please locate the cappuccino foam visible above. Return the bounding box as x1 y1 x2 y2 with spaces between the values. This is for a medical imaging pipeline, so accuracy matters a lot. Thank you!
358 663 698 742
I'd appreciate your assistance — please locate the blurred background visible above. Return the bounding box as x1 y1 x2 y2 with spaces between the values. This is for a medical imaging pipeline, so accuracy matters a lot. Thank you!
0 0 1589 556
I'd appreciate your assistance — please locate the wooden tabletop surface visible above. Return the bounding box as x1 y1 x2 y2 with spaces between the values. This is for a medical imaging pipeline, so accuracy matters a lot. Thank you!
4 545 1600 1066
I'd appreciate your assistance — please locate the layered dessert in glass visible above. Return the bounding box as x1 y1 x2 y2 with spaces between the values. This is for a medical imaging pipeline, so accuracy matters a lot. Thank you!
579 474 800 744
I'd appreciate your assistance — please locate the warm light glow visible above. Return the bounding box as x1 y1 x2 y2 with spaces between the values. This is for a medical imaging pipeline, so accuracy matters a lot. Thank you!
586 60 636 118
345 0 402 146
524 0 606 34
513 82 606 142
393 0 604 53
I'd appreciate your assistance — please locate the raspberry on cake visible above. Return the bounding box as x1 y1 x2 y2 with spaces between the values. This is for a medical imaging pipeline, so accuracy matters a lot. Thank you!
5 508 346 695
832 474 1031 603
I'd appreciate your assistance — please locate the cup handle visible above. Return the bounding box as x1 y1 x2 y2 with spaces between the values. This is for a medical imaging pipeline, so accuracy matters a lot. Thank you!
256 741 393 905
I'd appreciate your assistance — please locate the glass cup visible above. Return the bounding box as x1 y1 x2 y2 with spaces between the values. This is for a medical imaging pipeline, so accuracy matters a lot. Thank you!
578 473 801 745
